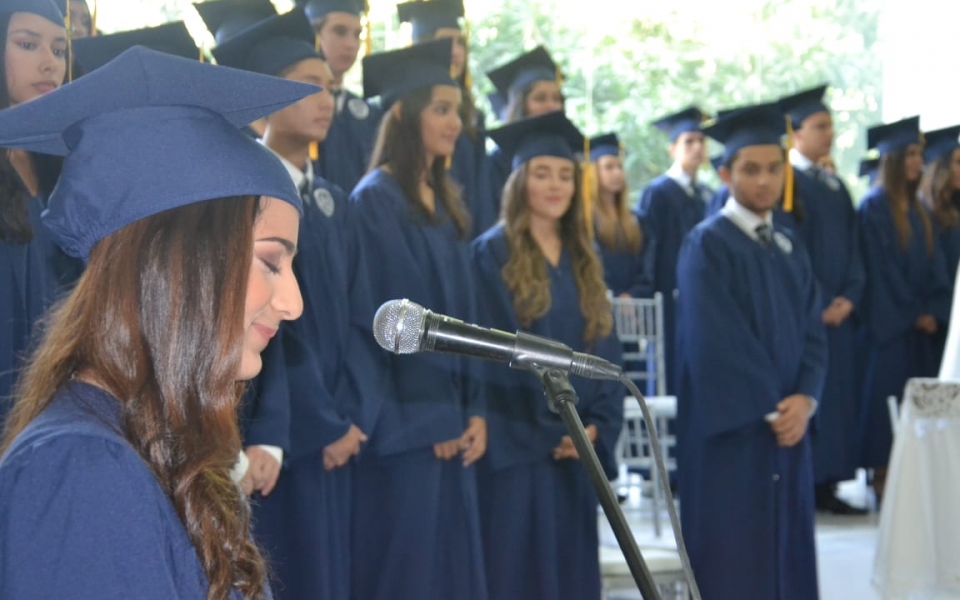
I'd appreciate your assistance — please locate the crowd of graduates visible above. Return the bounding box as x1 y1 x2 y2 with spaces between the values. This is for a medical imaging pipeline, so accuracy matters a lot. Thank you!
1 0 958 599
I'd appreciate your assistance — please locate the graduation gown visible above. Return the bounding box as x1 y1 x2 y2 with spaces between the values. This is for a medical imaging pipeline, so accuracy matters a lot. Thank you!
793 168 866 484
857 188 951 468
938 224 960 282
449 113 497 239
0 194 81 425
634 174 711 393
595 214 655 298
246 178 375 600
471 225 625 600
346 168 487 600
486 144 512 223
0 381 262 600
676 214 827 600
315 90 382 194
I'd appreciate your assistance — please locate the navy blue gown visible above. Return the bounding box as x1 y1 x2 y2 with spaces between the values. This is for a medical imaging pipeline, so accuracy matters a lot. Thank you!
676 214 827 600
486 145 512 223
595 214 655 298
247 178 376 600
0 194 81 425
346 168 487 600
470 225 624 600
634 175 711 393
938 223 960 282
315 90 382 194
793 168 866 484
0 381 261 599
449 113 497 239
857 188 951 468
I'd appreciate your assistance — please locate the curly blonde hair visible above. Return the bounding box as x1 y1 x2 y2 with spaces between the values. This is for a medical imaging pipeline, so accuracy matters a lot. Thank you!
500 161 612 344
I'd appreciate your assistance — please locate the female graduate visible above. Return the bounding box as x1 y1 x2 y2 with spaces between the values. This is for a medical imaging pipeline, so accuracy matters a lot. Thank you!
213 10 376 599
858 116 951 501
398 0 495 237
347 38 487 600
0 0 80 423
303 0 382 193
920 124 960 278
0 47 317 598
485 46 564 218
590 132 651 298
472 111 625 600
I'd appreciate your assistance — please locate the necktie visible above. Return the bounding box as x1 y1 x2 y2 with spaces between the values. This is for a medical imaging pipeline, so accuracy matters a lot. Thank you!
755 223 773 247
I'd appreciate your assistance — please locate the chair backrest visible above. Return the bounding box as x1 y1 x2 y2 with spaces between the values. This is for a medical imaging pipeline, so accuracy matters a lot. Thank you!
610 293 667 396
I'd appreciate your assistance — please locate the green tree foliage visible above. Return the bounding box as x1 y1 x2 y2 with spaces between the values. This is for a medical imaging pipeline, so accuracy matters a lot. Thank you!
467 0 882 198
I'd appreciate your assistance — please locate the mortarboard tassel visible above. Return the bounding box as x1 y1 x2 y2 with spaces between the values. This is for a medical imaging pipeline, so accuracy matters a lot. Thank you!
363 10 372 56
315 32 321 53
91 0 97 35
64 4 73 82
309 141 319 161
555 67 563 88
582 135 594 239
463 18 472 89
783 117 794 213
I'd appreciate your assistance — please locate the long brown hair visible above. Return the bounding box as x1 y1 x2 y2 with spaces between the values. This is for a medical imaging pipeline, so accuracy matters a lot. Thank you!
368 85 471 238
592 156 641 253
920 149 960 230
879 147 934 255
1 196 268 600
501 161 612 344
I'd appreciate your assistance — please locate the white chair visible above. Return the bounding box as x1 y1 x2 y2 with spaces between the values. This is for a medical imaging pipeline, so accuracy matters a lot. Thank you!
610 294 678 537
600 544 689 600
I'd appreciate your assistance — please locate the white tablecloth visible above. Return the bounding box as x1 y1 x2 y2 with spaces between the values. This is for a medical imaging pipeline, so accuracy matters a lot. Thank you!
873 378 960 599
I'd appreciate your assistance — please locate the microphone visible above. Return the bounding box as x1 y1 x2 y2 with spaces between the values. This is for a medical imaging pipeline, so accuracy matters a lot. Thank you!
372 299 622 381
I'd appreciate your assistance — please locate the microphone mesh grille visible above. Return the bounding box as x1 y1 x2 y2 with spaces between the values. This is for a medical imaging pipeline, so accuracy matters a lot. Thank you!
372 299 425 354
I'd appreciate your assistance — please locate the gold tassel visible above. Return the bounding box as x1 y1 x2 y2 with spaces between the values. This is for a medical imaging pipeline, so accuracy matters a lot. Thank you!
556 67 563 88
64 4 72 82
445 155 452 170
582 136 594 239
309 141 319 161
463 18 472 89
364 11 372 56
91 0 97 35
783 117 794 213
315 33 321 52
198 47 205 62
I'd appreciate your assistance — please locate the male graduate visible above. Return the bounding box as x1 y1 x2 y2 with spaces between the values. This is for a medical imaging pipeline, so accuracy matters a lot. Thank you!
299 0 381 193
213 9 376 598
780 85 867 515
676 103 827 600
634 106 712 394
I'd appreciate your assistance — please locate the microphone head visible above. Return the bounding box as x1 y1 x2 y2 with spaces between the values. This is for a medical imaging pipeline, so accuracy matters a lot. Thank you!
372 299 426 354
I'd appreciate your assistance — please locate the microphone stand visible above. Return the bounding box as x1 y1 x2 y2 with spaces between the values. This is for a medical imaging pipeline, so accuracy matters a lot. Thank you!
534 367 661 600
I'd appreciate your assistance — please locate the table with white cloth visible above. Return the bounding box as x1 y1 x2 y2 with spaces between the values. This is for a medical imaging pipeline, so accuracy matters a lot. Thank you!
873 378 960 600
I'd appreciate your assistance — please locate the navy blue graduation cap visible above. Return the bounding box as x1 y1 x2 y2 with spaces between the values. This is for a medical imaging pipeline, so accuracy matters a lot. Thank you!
0 47 319 258
589 133 620 162
858 156 880 179
652 106 706 142
487 46 560 99
487 110 583 170
194 0 277 44
867 116 921 155
212 9 318 76
778 84 829 129
397 0 463 42
299 0 362 22
703 103 785 165
362 37 454 108
923 124 960 163
0 0 64 25
72 22 198 74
